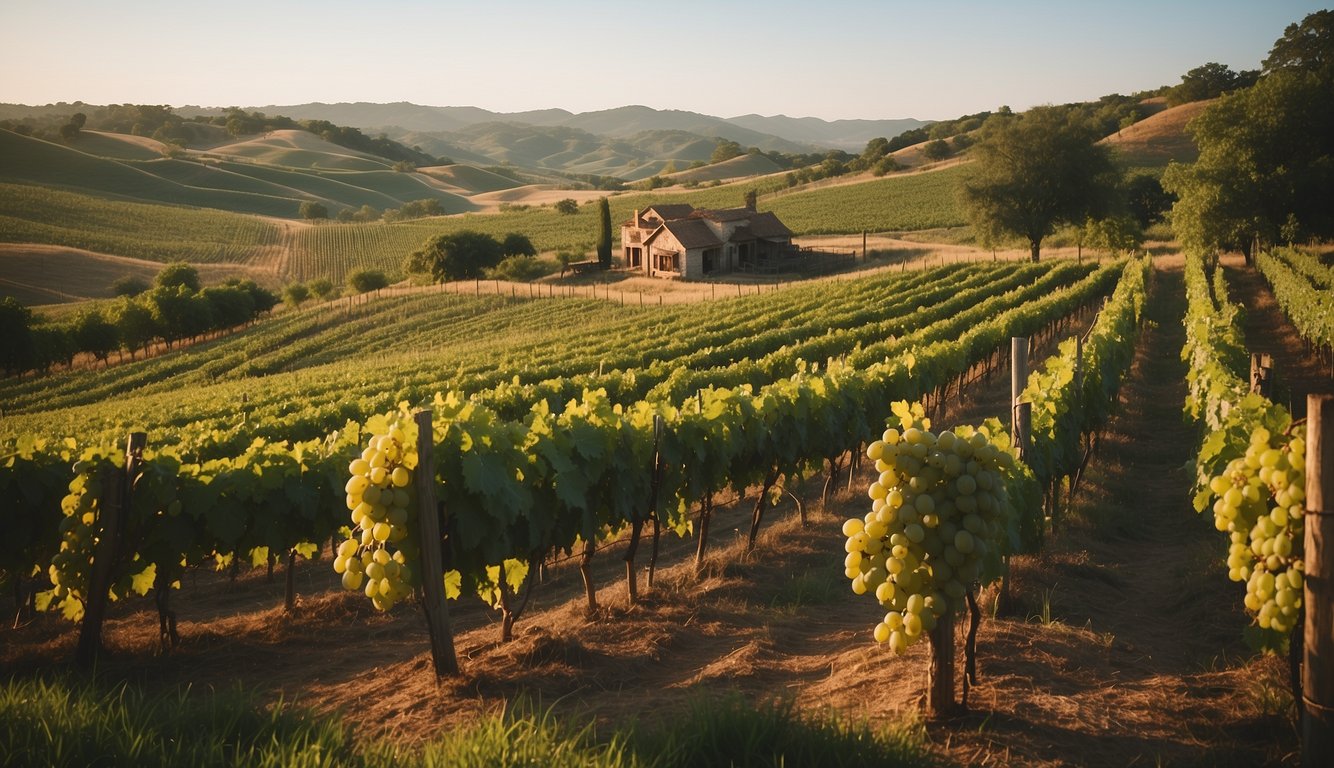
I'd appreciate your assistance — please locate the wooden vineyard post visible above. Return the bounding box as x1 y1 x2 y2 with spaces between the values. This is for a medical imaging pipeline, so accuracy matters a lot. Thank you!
77 431 146 669
413 409 459 678
1304 394 1334 765
1250 353 1274 397
1011 336 1031 459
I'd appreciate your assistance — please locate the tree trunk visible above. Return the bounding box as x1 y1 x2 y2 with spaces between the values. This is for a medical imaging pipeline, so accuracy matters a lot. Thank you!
747 467 781 553
579 537 598 614
1029 238 1041 263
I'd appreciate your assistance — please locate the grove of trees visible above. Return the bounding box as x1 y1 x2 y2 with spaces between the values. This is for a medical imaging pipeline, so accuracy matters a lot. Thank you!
1163 10 1334 261
0 264 278 377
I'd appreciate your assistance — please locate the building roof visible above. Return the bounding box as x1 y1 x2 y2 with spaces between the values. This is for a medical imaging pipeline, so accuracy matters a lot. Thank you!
692 207 755 223
644 204 695 221
650 219 723 250
746 211 793 239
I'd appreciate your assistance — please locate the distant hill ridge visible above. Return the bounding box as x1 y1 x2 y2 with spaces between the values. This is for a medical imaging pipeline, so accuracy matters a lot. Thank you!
176 102 930 153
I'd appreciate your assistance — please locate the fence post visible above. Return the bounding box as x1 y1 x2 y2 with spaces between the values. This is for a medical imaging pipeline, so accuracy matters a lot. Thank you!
1304 394 1334 765
413 409 459 677
77 431 146 669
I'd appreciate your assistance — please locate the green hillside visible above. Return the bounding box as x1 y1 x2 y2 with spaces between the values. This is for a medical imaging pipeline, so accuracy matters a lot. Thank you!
0 129 304 217
0 129 476 218
417 164 525 193
0 181 282 264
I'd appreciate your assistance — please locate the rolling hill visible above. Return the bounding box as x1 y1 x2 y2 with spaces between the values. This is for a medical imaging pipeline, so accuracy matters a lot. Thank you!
1100 98 1208 168
0 129 479 217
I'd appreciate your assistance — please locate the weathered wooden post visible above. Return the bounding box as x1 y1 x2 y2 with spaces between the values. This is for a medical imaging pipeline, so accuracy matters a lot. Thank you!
1011 336 1030 447
1304 394 1334 765
414 409 459 677
1250 353 1274 397
77 431 146 669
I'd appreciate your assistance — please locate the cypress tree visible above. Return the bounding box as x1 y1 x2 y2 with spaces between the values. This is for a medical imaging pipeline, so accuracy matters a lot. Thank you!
597 197 612 269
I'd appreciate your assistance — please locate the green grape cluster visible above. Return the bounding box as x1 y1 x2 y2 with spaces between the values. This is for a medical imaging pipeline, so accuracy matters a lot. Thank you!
44 457 155 621
1206 424 1306 635
844 421 1011 655
334 423 418 611
47 463 103 608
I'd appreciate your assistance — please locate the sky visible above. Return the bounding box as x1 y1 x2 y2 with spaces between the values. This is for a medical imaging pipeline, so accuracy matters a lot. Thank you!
0 1 1326 122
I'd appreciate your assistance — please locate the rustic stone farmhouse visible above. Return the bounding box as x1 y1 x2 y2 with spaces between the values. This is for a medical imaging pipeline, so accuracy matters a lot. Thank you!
620 204 794 280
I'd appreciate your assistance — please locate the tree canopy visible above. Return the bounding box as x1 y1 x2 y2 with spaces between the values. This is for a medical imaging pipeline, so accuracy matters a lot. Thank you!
1263 9 1333 77
1163 68 1334 260
960 107 1121 261
407 231 505 282
1163 12 1334 261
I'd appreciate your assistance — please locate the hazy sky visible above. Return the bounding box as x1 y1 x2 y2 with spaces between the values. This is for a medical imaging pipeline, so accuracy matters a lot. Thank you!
0 1 1325 121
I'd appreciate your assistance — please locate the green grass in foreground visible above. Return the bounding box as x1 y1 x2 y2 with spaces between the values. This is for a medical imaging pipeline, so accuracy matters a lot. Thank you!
1 676 931 768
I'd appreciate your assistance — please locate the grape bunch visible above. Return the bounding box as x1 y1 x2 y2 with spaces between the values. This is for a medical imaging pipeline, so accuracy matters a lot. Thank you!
334 421 419 611
844 416 1013 654
1205 424 1306 636
47 462 104 612
45 455 155 621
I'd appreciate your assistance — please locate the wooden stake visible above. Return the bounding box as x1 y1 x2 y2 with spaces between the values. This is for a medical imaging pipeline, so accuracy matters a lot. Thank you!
1304 394 1334 766
1251 353 1274 397
77 431 146 669
413 409 459 677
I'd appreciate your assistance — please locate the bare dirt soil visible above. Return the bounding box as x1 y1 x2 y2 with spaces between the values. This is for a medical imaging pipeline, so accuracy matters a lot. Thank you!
1 254 1316 765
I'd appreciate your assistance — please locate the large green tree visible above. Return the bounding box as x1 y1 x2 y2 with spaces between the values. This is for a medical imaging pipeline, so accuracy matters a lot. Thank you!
1263 9 1333 77
960 107 1121 262
407 230 505 282
1163 64 1334 261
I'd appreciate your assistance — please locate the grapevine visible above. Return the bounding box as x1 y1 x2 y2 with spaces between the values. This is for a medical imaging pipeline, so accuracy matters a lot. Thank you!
42 450 155 622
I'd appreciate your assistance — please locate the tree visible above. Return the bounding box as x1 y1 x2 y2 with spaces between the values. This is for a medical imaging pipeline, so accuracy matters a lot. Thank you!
202 285 255 328
112 274 150 297
960 107 1121 262
71 309 119 364
1168 62 1249 105
283 283 311 308
1263 10 1333 77
1082 215 1143 256
744 189 757 211
109 298 157 359
711 138 743 164
596 198 612 269
1163 68 1334 262
308 278 337 299
554 198 579 215
347 269 389 293
408 230 504 282
58 112 86 141
299 201 329 221
501 233 536 258
923 139 952 161
1125 174 1174 229
155 262 200 293
0 297 36 375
